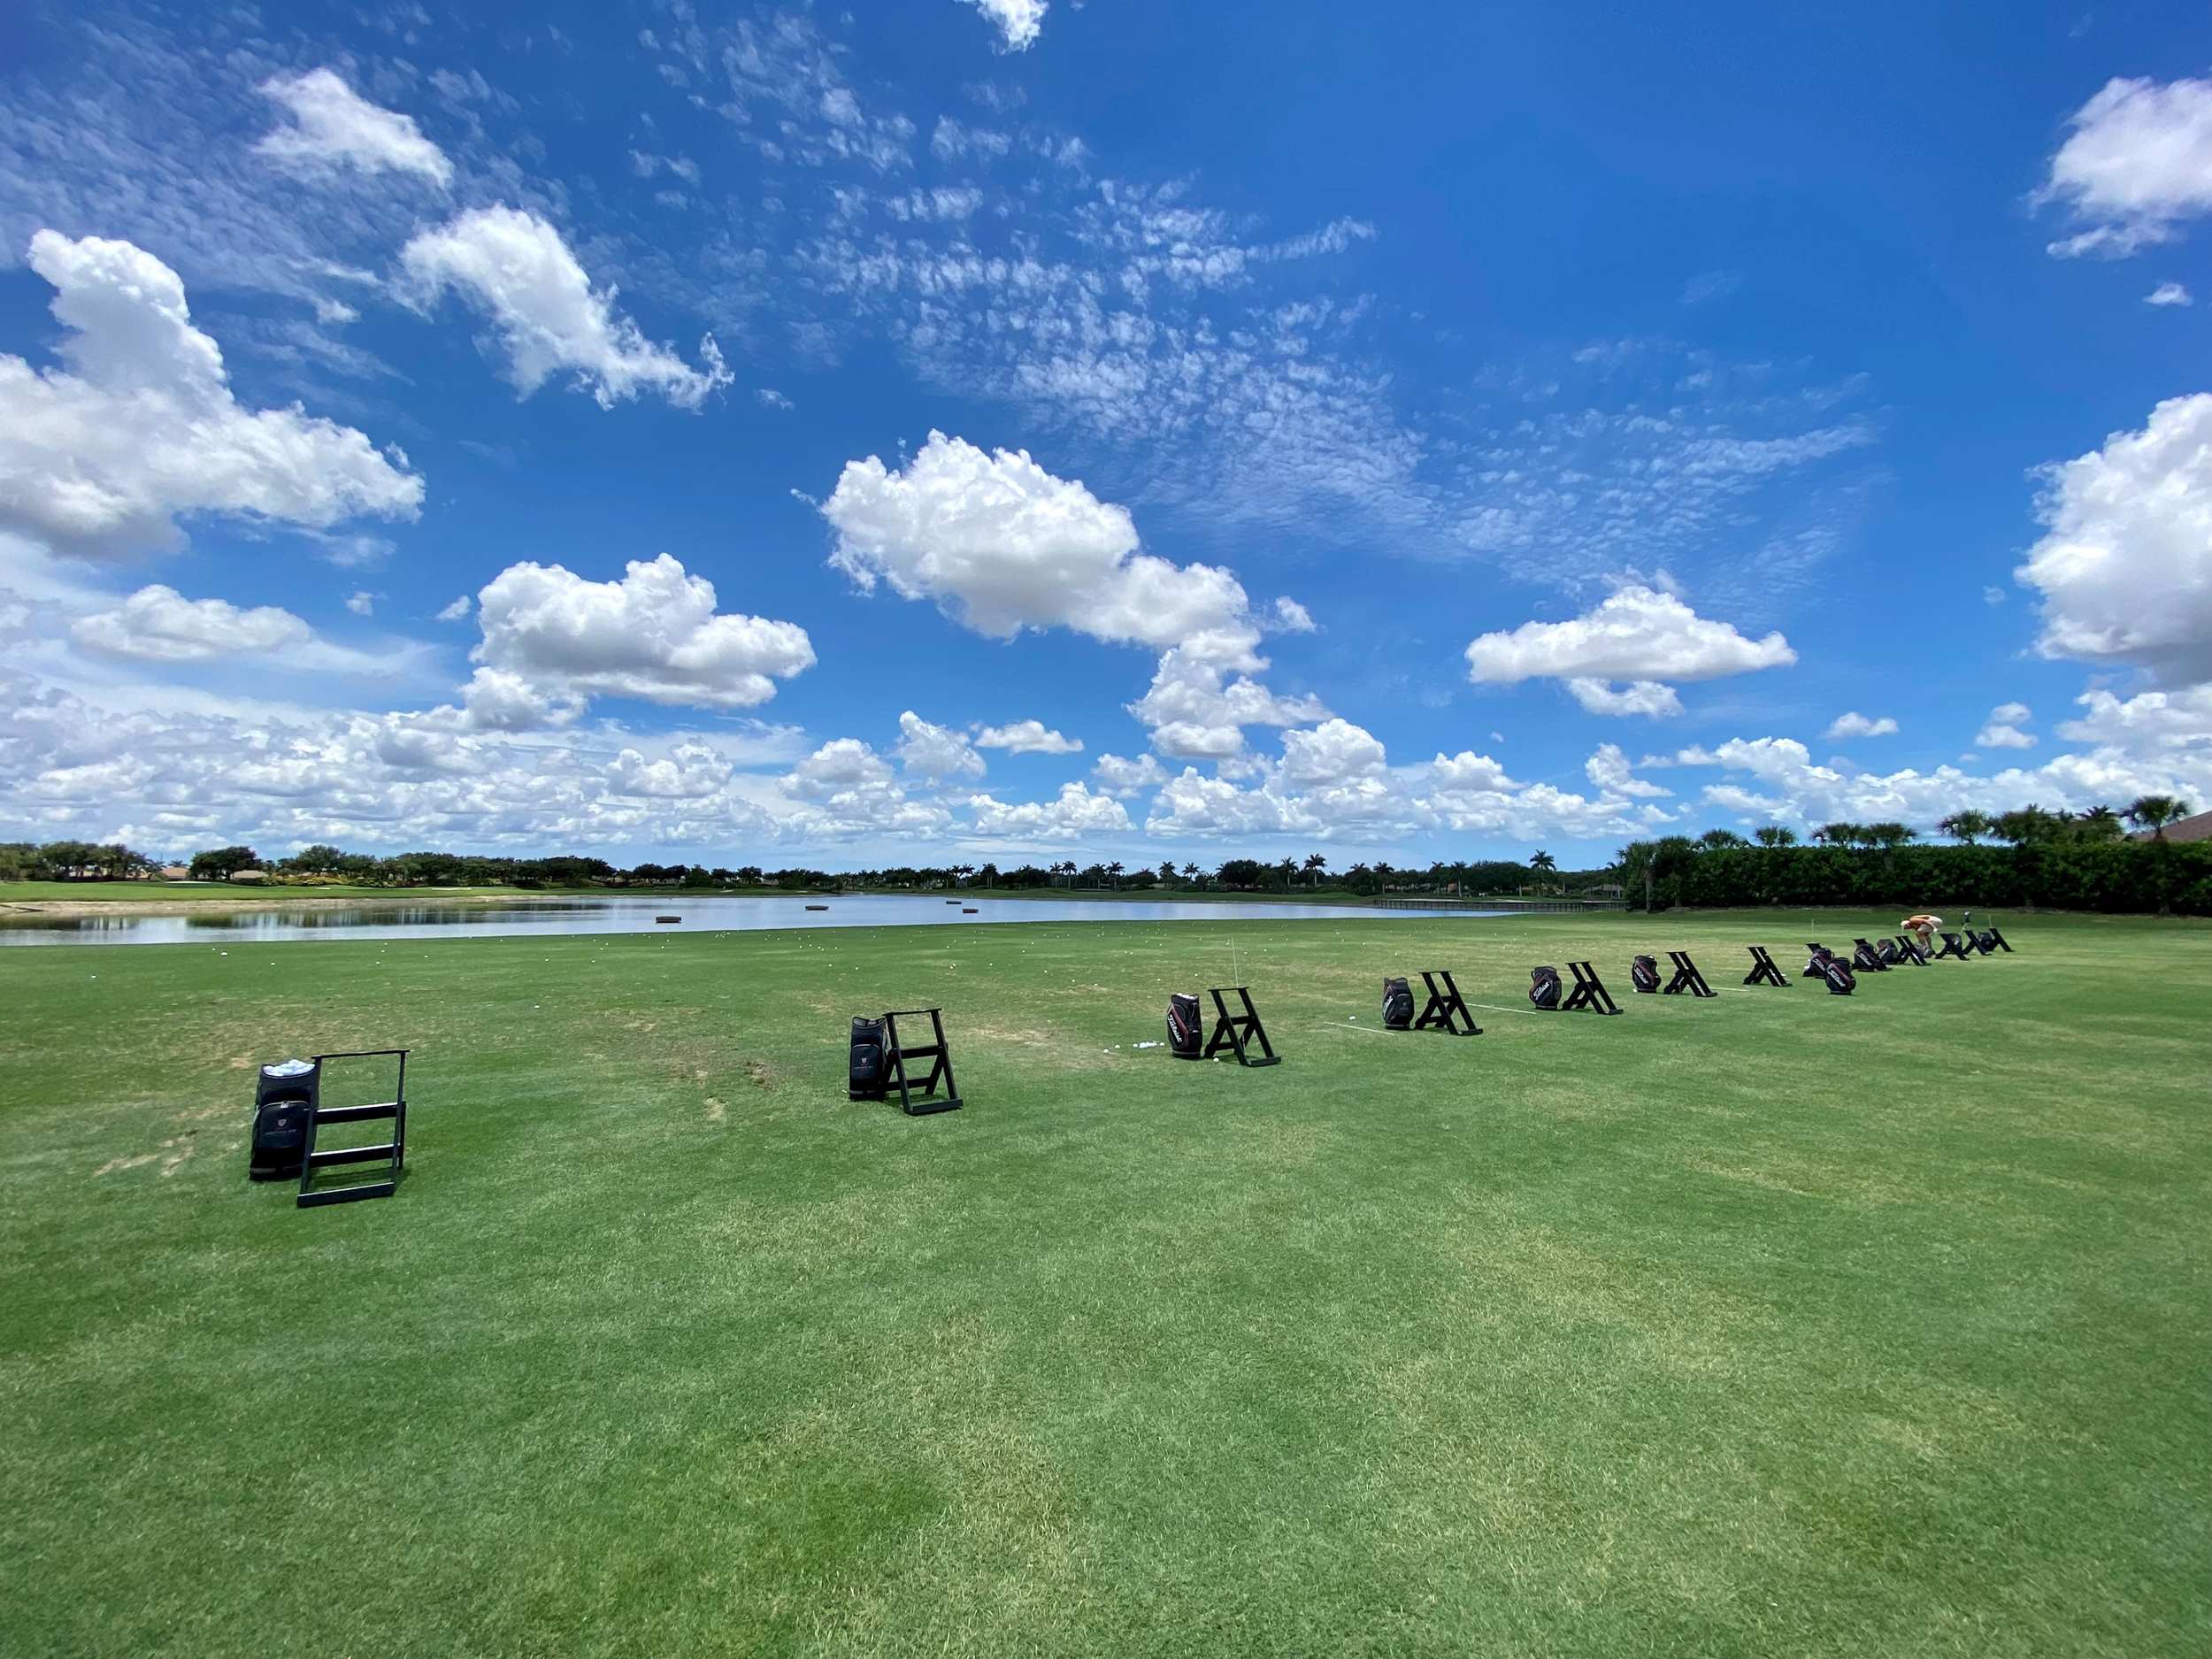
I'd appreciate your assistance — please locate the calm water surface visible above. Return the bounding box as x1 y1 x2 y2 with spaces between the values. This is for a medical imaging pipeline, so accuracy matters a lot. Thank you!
0 894 1504 947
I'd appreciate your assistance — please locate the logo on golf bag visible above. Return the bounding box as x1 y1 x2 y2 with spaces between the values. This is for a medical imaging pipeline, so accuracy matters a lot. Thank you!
848 1016 887 1100
1166 993 1204 1058
1381 977 1414 1029
1852 940 1884 972
1876 937 1901 964
1630 955 1660 994
1529 965 1562 1010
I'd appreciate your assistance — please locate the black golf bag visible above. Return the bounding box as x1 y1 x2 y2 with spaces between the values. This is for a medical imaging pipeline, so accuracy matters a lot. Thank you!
1806 947 1855 995
1529 965 1563 1010
1801 945 1830 979
1630 955 1661 994
1166 993 1204 1058
848 1016 888 1100
1851 939 1886 973
250 1057 320 1181
1974 930 2001 954
1381 977 1414 1030
1875 936 1901 965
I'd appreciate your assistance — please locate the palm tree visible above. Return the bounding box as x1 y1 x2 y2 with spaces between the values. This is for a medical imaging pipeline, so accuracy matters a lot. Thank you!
1273 856 1298 892
1699 828 1749 850
1938 810 1993 845
1811 822 1859 848
1157 860 1177 885
1753 826 1797 849
2078 804 2124 843
1529 849 1557 874
1182 861 1201 889
1302 852 1328 888
1863 822 1916 850
1993 806 2060 846
1106 860 1125 889
2126 795 2193 840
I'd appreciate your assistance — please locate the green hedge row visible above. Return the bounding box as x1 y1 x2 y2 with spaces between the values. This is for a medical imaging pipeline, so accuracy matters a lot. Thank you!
1648 842 2212 915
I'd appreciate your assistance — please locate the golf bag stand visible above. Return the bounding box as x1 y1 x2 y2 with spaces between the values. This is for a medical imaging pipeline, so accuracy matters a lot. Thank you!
1933 932 1974 960
1561 961 1622 1015
1663 951 1717 997
1412 970 1482 1035
1203 987 1281 1067
1982 926 2013 953
880 1008 963 1114
1892 933 1929 965
296 1048 408 1208
1743 946 1791 987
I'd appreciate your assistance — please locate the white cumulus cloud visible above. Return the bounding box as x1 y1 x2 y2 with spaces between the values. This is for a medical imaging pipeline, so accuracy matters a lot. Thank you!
1586 742 1671 798
1127 647 1328 759
71 585 311 662
1565 678 1685 718
956 0 1047 51
399 206 733 409
1975 703 2036 749
967 782 1130 841
893 709 986 781
1278 718 1386 787
435 595 472 622
1467 584 1795 688
255 68 453 188
0 231 423 555
975 719 1083 754
2147 281 2193 307
1091 751 1168 797
2016 393 2212 684
469 554 814 722
821 431 1255 651
2039 75 2212 257
2055 684 2212 753
1824 711 1900 740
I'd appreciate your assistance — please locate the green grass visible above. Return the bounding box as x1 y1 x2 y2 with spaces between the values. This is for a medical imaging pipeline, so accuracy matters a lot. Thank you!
2 910 2206 1657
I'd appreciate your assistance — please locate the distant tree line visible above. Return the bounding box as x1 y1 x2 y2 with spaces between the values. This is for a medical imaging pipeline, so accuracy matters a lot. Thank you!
1617 795 2205 915
0 841 158 881
16 795 2194 910
2 840 1617 897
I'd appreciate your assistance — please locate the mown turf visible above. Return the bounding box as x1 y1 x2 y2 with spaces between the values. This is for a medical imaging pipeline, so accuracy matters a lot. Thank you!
1 910 2206 1657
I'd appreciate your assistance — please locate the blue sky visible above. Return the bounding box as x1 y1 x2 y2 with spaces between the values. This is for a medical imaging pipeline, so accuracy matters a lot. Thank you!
1 0 2208 867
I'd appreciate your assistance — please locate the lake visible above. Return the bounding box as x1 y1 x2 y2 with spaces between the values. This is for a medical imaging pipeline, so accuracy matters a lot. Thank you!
0 894 1506 947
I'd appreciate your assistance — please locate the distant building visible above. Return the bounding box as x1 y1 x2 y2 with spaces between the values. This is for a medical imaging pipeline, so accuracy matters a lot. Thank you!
2129 810 2212 844
229 869 271 883
160 864 188 879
